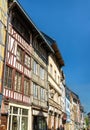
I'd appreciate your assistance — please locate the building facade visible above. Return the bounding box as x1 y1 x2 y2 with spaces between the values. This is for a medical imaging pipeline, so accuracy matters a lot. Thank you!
80 105 84 129
65 87 71 130
1 0 53 130
0 0 7 129
30 28 53 130
0 0 7 92
2 1 33 130
43 34 65 130
0 1 84 130
70 91 83 130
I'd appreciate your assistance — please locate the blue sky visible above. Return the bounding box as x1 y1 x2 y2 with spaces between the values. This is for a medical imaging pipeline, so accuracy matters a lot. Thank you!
18 0 90 113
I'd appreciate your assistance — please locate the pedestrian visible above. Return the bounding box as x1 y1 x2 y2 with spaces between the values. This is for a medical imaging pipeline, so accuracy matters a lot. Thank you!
60 125 62 130
62 126 64 130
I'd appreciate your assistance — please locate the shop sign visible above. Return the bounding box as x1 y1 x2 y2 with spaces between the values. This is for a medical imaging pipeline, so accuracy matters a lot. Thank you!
33 110 48 117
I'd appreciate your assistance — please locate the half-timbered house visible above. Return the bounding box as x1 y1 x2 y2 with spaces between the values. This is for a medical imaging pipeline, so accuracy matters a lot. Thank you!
1 0 53 130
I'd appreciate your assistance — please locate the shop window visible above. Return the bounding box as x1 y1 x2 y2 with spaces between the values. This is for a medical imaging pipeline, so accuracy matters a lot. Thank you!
12 116 18 130
13 107 18 114
14 71 22 92
24 77 30 95
22 117 28 130
5 66 12 89
33 116 47 130
22 109 28 115
9 106 28 130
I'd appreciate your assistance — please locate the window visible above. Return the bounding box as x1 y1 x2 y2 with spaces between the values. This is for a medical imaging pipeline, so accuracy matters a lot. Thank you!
33 60 38 75
14 71 22 92
66 102 70 110
50 64 52 74
24 77 30 95
33 83 38 98
39 46 47 60
54 70 56 81
9 106 28 130
25 54 30 68
33 39 38 50
0 22 3 43
11 14 30 42
5 66 12 89
40 66 44 80
16 46 23 63
40 87 45 100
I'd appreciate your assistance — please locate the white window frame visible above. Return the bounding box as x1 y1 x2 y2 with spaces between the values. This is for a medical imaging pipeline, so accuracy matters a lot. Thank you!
40 66 44 80
33 60 38 75
8 105 29 130
33 83 38 98
24 77 30 95
25 54 30 68
40 87 45 100
14 71 22 92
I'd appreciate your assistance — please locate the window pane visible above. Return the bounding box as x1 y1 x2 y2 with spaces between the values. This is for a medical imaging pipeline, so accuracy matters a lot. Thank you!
25 54 30 68
50 64 52 74
12 116 19 130
14 72 22 92
22 109 28 115
5 66 12 89
22 117 28 130
16 46 23 63
33 83 38 98
54 71 56 81
40 66 44 80
24 77 30 95
40 87 45 100
13 107 18 114
33 60 38 75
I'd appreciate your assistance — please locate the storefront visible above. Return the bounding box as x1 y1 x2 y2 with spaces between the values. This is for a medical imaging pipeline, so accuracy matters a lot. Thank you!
33 109 47 130
8 104 30 130
48 107 62 130
33 116 47 130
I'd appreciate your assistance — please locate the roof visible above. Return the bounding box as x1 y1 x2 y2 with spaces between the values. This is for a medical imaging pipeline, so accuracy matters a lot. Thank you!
41 32 56 45
41 32 65 67
8 0 54 53
71 91 79 100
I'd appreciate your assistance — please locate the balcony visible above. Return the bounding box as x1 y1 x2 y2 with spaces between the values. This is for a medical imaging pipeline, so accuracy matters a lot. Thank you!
49 98 62 111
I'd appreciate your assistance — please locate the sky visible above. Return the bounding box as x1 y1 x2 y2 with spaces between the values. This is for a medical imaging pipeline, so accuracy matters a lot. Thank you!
18 0 90 113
